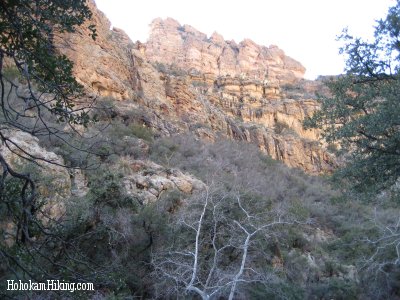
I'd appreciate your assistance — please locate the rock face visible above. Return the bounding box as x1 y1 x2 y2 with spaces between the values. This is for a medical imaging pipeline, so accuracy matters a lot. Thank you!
58 6 335 174
56 0 137 100
120 158 205 205
0 129 71 245
146 18 305 84
0 129 71 200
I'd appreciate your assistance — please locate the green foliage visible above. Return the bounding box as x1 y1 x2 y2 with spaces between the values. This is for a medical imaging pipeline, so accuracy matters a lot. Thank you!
106 116 153 141
274 120 290 134
93 97 119 120
153 62 188 76
158 189 184 213
149 135 345 298
129 123 154 141
191 80 208 88
0 162 60 239
1 163 173 299
328 223 378 263
0 176 23 206
5 133 387 299
0 1 99 297
326 142 339 154
247 282 305 300
99 119 153 160
87 169 137 210
288 199 310 220
2 65 20 80
0 0 97 127
274 121 297 136
6 3 400 297
0 0 98 246
304 1 400 197
307 278 359 300
66 168 170 298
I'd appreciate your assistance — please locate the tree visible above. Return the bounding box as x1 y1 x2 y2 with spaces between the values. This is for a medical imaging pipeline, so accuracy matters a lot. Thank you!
0 1 100 295
304 2 400 297
151 184 310 299
0 0 96 243
304 0 400 198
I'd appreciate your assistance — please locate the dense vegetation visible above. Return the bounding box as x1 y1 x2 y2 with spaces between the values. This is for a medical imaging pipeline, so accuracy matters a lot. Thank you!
1 0 400 299
1 104 399 298
305 0 400 199
0 0 97 248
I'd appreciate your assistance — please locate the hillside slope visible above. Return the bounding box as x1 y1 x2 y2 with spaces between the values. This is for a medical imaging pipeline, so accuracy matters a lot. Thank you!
56 0 335 174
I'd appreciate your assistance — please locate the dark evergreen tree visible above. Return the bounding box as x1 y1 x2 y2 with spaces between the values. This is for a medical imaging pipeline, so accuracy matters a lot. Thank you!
305 0 400 198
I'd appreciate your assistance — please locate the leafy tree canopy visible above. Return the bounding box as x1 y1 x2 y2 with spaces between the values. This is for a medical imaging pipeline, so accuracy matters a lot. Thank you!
305 0 400 198
0 0 96 130
0 0 96 243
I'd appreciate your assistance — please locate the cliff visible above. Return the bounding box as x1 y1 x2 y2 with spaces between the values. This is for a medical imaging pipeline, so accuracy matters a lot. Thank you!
56 5 335 174
146 18 305 84
55 0 137 100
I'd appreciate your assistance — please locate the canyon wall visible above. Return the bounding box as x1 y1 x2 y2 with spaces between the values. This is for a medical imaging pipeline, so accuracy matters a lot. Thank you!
57 4 335 174
146 18 305 84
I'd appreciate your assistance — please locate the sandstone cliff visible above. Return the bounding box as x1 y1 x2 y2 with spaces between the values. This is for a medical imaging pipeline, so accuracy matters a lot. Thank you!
56 0 137 100
146 18 305 84
57 4 335 174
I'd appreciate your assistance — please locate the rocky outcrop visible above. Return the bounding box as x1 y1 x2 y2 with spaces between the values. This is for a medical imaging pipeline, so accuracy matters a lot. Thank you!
115 157 204 205
55 0 137 100
145 72 334 173
146 18 305 84
0 129 71 200
57 4 335 174
0 130 71 245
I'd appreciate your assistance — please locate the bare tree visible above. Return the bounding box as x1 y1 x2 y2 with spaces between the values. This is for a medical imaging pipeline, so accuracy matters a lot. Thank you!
357 208 400 298
151 183 310 299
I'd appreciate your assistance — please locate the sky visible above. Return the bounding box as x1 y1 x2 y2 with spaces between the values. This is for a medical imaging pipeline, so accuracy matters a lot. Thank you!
94 0 394 79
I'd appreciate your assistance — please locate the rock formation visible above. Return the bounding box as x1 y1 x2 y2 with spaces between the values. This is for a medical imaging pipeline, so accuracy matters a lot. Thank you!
0 129 71 246
57 3 335 174
120 158 205 205
55 0 137 100
0 129 71 200
146 18 305 84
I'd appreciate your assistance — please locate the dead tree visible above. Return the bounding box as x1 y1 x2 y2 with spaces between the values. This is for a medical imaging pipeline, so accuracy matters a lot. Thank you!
152 184 310 299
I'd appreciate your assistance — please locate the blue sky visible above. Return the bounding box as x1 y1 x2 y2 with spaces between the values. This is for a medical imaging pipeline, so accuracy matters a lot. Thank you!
95 0 394 79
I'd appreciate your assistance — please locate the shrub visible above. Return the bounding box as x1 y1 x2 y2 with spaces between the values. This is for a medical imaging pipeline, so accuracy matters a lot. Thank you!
92 97 118 121
274 121 290 134
129 123 153 141
327 142 339 154
274 120 298 136
247 282 305 300
152 62 187 76
191 80 207 88
2 65 20 80
307 278 359 300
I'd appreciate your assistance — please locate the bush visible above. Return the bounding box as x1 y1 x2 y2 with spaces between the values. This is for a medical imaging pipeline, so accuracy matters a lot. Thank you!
152 62 187 76
86 168 138 210
307 278 359 300
2 65 20 81
247 282 305 300
274 120 297 135
129 123 153 142
327 142 339 154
